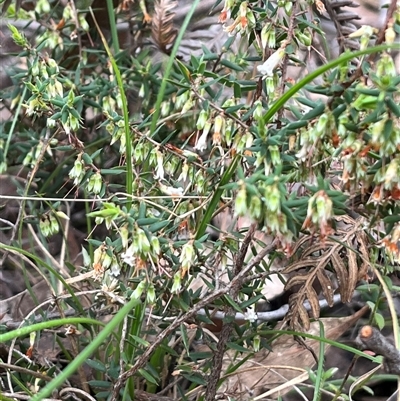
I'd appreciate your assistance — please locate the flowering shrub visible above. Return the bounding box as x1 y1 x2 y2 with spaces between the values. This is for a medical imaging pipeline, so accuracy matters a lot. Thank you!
0 0 400 400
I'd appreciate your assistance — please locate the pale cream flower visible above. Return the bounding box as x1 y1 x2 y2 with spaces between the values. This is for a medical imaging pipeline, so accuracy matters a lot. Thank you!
257 48 285 77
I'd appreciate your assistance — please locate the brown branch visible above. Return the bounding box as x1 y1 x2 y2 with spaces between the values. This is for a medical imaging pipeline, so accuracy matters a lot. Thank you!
191 87 250 130
277 2 298 122
375 0 398 47
356 325 400 375
204 222 257 401
134 390 175 401
0 362 52 382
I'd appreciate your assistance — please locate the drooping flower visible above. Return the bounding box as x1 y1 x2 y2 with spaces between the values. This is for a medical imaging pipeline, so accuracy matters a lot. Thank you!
154 149 165 180
194 121 212 152
257 47 285 78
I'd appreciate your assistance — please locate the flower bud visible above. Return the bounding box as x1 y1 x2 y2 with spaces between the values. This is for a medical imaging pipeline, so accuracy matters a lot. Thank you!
154 150 165 180
385 22 396 47
297 29 312 47
196 109 209 130
265 75 276 96
178 162 189 182
39 216 51 237
384 158 400 189
137 228 151 254
213 114 225 146
120 225 129 249
194 121 211 151
69 156 85 185
132 280 146 300
49 213 59 235
179 240 196 275
376 53 396 78
371 118 386 144
138 83 145 98
171 272 182 293
63 3 72 20
315 112 329 136
235 184 248 216
147 284 156 304
195 170 206 193
78 14 90 32
315 191 333 223
268 145 281 165
31 61 40 77
253 100 263 121
161 101 170 117
181 98 194 115
151 236 161 256
87 172 103 194
249 195 262 220
261 24 271 49
253 334 261 352
264 184 281 213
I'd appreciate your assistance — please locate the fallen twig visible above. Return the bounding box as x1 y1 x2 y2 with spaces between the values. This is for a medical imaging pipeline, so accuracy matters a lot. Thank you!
356 325 400 375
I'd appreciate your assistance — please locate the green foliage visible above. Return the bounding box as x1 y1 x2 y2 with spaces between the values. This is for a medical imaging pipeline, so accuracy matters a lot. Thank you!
1 0 400 400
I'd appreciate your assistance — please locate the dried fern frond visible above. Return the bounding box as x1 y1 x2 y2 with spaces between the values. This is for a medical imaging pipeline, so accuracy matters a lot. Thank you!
322 0 363 52
282 216 369 330
151 0 178 54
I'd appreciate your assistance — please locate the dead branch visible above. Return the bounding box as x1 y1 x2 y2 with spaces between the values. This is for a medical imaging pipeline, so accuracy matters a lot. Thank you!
356 325 400 375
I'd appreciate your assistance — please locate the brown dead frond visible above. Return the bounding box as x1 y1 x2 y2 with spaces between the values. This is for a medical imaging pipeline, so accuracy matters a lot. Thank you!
282 217 370 330
151 0 178 54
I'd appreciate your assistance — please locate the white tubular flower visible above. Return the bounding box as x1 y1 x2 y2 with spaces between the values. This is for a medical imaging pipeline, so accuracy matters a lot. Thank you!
257 47 285 77
348 25 376 38
121 243 136 267
154 149 164 180
194 121 212 152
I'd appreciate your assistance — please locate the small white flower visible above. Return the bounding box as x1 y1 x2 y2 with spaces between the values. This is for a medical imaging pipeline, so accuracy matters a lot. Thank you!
159 183 184 197
121 244 136 267
194 121 212 152
154 150 165 180
178 162 189 182
110 259 121 277
244 307 258 323
257 48 285 77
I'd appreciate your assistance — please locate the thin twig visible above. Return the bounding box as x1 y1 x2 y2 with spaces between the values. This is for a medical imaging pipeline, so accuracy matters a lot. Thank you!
277 2 298 122
204 223 257 401
0 363 52 382
198 293 343 322
59 387 96 401
191 86 250 130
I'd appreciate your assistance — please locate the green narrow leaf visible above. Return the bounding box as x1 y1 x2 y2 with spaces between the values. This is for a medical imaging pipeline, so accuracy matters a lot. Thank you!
195 154 241 239
223 295 243 314
226 342 250 353
176 59 191 83
220 58 244 71
138 368 158 385
180 324 190 354
85 359 107 372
